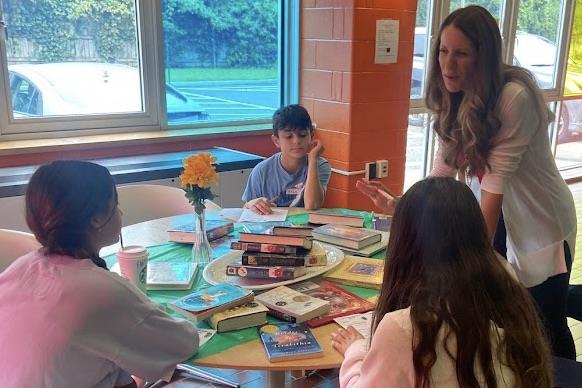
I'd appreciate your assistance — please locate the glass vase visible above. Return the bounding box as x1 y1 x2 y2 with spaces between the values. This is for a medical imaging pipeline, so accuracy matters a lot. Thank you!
191 209 213 265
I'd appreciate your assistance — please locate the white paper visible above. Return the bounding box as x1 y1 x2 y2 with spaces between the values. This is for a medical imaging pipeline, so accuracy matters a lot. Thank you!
375 19 399 64
219 207 288 223
198 328 216 347
238 208 288 222
334 311 374 339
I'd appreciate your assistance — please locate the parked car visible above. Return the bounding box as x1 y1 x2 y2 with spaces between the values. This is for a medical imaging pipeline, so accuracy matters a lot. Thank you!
8 62 209 122
411 30 582 144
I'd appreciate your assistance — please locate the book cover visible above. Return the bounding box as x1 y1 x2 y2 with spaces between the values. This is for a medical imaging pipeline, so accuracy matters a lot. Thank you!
271 226 313 237
170 283 254 321
312 225 381 249
322 256 384 290
258 322 323 362
289 280 375 327
339 231 389 257
308 210 364 227
168 219 234 243
255 285 330 323
226 263 308 280
146 261 198 290
230 241 299 255
238 232 313 249
208 301 269 332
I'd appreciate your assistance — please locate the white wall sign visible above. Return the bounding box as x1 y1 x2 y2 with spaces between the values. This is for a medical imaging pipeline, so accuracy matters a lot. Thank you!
375 19 399 64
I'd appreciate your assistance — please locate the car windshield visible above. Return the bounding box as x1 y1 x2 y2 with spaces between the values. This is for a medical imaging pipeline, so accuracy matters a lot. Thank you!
514 33 556 67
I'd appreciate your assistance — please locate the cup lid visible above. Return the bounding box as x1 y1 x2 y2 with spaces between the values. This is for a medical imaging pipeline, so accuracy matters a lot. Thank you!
118 245 147 255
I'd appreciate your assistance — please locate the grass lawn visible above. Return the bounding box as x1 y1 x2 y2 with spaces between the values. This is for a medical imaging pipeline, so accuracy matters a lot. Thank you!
165 67 277 82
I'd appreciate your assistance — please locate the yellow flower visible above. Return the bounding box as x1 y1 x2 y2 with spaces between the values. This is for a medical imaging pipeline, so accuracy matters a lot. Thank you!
180 153 218 189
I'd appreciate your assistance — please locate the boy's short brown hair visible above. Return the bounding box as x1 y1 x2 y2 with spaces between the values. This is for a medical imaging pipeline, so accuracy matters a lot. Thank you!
272 104 314 136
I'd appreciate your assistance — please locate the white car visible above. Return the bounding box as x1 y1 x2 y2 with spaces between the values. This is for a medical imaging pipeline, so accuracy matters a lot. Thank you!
8 62 209 122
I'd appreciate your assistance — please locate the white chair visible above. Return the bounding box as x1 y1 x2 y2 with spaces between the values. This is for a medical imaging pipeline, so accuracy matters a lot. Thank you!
117 184 221 227
0 229 41 273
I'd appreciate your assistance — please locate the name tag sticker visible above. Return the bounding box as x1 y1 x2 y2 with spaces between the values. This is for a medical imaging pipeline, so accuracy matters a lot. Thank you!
286 188 300 195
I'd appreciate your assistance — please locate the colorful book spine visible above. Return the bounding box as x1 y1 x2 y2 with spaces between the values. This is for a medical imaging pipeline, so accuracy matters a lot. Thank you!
230 241 298 254
242 252 305 267
207 223 234 241
264 307 298 323
226 264 306 280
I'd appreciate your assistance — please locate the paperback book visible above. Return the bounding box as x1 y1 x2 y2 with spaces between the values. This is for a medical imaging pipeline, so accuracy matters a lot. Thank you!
323 256 384 289
308 210 364 227
226 263 308 280
208 301 269 332
258 322 323 362
241 248 326 267
238 232 313 249
312 225 381 250
255 285 330 323
230 241 300 255
146 261 198 290
170 283 254 322
168 219 234 243
288 280 375 327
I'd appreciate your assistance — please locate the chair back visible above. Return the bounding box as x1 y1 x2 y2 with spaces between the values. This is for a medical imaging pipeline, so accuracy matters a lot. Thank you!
0 229 41 273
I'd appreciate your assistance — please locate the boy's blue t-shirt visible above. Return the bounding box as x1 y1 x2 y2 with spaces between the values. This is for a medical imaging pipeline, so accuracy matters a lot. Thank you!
242 153 331 207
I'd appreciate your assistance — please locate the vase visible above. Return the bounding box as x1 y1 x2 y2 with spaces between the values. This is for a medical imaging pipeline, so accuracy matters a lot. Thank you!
191 209 213 265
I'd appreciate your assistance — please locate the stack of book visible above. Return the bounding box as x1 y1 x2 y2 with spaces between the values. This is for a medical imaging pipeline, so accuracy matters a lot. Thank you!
312 224 382 251
226 226 327 281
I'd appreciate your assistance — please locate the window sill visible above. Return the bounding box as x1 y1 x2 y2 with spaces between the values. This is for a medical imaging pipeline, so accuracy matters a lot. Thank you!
0 124 272 156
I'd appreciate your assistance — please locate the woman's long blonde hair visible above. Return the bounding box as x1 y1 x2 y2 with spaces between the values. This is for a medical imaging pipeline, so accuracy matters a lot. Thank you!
425 5 553 176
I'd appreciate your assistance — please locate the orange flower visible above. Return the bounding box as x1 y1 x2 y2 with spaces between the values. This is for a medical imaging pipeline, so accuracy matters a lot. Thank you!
179 153 218 189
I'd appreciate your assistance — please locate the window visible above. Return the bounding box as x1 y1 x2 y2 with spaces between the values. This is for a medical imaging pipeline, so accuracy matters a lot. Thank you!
0 0 295 137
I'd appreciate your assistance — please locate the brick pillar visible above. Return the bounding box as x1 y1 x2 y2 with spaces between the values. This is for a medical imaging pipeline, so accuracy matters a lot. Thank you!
301 0 417 210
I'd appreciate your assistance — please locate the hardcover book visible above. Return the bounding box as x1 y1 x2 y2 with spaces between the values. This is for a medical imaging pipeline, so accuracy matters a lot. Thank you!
258 322 323 362
168 219 234 243
271 226 313 237
241 246 327 267
288 280 375 327
146 261 198 290
322 256 384 289
208 301 269 332
312 225 381 250
339 231 389 257
226 263 308 280
255 285 330 323
238 232 313 249
170 283 254 322
230 241 300 255
308 210 364 227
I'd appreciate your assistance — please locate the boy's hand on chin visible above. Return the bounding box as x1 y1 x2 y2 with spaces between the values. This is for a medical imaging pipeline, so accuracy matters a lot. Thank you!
244 197 275 215
308 139 324 161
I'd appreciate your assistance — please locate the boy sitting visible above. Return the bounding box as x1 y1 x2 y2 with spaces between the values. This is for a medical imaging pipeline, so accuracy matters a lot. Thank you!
242 104 331 214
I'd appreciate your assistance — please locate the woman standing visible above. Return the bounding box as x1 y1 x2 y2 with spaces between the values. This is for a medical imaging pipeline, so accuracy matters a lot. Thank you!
357 5 577 359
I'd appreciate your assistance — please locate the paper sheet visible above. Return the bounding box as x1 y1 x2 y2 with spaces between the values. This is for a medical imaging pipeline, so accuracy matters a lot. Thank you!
219 208 288 223
334 311 374 339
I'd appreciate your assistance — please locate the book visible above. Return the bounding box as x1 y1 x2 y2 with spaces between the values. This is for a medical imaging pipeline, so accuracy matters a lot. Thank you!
255 285 331 323
288 280 375 327
146 261 198 290
308 210 364 227
226 263 308 280
334 311 374 339
168 219 234 243
241 246 327 267
271 226 313 237
238 232 313 249
230 241 300 254
312 225 382 249
373 216 392 232
323 256 384 289
208 301 269 332
170 283 254 322
339 231 389 257
258 322 323 362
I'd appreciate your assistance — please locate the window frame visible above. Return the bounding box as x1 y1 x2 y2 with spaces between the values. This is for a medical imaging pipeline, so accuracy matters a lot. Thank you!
0 0 297 139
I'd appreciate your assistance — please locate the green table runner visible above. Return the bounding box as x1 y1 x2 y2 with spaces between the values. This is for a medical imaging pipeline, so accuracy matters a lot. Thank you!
105 209 383 360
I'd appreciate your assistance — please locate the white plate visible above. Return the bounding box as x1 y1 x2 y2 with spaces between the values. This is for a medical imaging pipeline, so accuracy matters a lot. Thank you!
202 241 344 290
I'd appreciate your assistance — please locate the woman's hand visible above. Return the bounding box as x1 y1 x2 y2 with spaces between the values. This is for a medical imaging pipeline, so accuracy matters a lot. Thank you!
331 326 364 356
243 197 276 215
356 179 398 215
